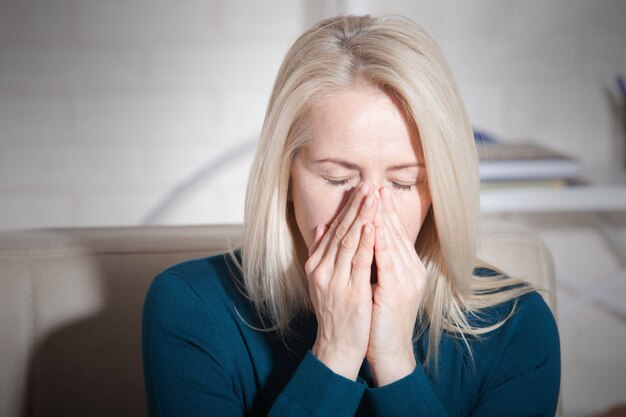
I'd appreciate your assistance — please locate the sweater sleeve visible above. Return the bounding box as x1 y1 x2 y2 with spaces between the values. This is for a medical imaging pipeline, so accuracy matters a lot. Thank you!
364 362 451 416
142 271 365 417
267 351 366 416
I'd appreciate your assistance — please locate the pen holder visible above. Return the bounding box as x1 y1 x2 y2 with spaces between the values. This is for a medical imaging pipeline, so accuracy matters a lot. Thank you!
619 99 626 169
614 99 626 170
617 76 626 169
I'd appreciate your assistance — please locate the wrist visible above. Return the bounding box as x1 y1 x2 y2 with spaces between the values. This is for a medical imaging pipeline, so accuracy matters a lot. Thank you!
368 351 417 387
312 342 364 381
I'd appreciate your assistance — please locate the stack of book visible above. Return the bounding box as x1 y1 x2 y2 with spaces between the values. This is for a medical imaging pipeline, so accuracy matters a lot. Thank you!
475 133 582 190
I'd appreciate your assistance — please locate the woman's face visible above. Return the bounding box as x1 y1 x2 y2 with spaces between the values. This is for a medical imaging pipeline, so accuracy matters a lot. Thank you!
290 84 432 251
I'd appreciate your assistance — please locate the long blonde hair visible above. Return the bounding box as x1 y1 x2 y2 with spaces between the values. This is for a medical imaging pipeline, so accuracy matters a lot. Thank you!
237 14 534 372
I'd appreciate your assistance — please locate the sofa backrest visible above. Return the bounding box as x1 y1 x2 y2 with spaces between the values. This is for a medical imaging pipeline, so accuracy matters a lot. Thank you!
0 221 556 417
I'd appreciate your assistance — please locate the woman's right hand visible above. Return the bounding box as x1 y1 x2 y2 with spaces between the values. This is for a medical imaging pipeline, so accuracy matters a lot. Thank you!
305 181 379 381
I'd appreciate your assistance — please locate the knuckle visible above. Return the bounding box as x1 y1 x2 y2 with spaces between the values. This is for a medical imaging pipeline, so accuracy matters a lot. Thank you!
334 222 349 239
310 266 328 285
304 258 316 275
340 235 356 250
327 279 339 295
355 210 368 224
352 253 369 269
350 196 362 210
355 303 369 315
310 268 322 283
353 240 373 266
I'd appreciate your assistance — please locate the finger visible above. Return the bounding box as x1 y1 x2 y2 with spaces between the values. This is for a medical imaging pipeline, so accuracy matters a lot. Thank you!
380 185 411 241
374 225 395 283
380 188 428 289
373 186 384 228
380 185 414 265
321 181 371 263
349 223 376 289
306 182 369 268
308 224 328 257
334 192 379 282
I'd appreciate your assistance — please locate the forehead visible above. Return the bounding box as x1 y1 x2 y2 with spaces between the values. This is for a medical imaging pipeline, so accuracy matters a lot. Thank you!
305 85 423 160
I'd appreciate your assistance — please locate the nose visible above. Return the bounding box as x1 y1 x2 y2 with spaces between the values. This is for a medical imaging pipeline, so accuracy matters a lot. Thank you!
368 181 383 196
363 179 383 193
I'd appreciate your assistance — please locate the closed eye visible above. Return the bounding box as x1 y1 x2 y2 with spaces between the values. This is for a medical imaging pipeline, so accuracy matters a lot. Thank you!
391 182 412 191
325 178 351 187
391 175 427 191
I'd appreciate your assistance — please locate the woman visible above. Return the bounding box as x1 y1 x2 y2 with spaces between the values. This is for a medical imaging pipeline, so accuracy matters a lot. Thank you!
142 14 560 416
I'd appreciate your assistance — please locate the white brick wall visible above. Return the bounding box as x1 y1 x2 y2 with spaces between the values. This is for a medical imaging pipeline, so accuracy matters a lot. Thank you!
0 95 67 143
0 0 624 232
0 0 307 230
73 1 217 44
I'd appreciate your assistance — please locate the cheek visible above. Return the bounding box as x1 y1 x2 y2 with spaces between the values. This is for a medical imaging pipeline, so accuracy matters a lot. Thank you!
391 191 431 243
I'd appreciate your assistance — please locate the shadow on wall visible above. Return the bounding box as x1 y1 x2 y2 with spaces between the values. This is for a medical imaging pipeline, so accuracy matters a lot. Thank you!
23 261 148 416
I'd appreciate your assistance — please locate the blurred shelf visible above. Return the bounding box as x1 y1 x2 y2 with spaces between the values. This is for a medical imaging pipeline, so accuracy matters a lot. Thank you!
480 185 626 213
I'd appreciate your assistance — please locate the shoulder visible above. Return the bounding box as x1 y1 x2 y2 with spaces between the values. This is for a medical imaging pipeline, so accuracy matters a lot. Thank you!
141 251 259 412
468 269 560 387
471 267 557 336
153 249 241 287
142 250 261 367
462 269 561 412
143 250 250 327
486 289 559 352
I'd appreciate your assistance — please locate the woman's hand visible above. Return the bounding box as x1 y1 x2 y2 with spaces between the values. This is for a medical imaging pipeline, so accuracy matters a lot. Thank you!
367 184 427 387
305 181 379 381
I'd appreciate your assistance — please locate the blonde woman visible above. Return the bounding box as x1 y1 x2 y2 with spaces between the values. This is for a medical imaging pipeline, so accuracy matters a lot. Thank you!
142 14 560 416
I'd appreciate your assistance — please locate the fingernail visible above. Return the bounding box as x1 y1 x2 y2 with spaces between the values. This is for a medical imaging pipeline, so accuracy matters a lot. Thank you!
365 194 375 207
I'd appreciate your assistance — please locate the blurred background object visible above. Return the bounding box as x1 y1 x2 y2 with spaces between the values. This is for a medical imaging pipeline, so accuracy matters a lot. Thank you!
0 1 625 416
0 0 624 230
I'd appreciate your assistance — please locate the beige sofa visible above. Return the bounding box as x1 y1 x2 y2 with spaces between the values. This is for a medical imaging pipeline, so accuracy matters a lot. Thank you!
0 221 557 417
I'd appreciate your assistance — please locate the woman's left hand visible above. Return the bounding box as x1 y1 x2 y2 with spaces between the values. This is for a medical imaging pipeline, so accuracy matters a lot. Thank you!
367 184 428 387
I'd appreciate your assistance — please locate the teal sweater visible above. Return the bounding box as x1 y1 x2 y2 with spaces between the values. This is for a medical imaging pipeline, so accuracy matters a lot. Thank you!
142 251 560 416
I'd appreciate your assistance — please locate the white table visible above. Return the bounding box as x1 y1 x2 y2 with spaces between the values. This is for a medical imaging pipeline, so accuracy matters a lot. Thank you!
481 185 626 213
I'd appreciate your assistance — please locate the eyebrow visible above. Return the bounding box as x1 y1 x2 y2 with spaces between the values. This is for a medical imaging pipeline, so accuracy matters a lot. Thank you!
314 158 425 171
